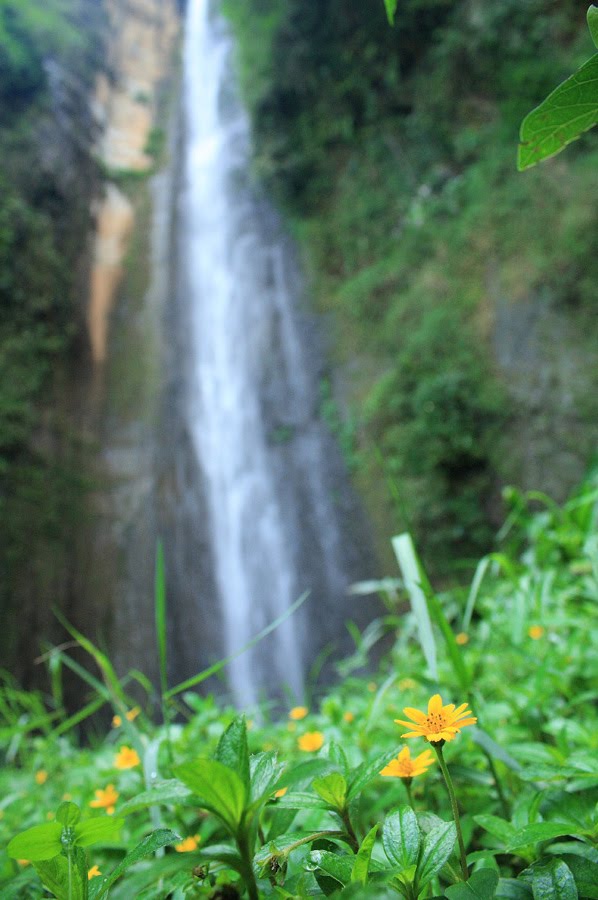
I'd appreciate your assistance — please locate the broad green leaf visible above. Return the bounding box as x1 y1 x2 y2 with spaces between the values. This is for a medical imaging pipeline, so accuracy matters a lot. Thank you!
277 758 336 789
392 533 437 678
495 879 533 899
559 854 598 899
445 869 499 899
383 0 397 26
517 53 598 170
519 859 578 900
351 823 379 884
88 828 181 900
382 807 421 871
174 758 246 833
194 842 247 877
473 815 517 846
74 817 123 847
34 846 88 900
56 802 81 827
216 715 250 791
117 780 193 815
326 741 349 775
347 749 398 801
7 823 62 861
310 849 355 886
313 773 348 810
254 831 344 868
588 6 598 50
416 821 457 892
507 823 583 851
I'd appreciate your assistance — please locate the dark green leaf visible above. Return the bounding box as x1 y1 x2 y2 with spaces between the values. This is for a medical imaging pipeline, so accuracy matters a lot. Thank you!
174 758 246 833
519 858 578 900
196 842 247 877
382 806 421 871
310 849 354 886
445 869 499 899
273 791 329 811
517 54 598 170
507 823 583 851
495 879 533 899
88 828 180 900
559 854 598 899
588 5 598 49
351 824 380 884
250 752 284 805
7 823 63 861
313 773 348 810
473 815 517 846
416 821 457 892
216 715 250 791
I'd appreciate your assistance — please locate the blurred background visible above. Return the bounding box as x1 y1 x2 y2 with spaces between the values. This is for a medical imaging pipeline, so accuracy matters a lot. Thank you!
0 0 596 706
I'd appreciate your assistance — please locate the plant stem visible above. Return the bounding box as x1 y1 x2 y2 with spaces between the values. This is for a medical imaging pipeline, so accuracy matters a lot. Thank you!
237 831 259 900
404 779 415 808
482 748 509 819
340 807 360 853
433 744 469 881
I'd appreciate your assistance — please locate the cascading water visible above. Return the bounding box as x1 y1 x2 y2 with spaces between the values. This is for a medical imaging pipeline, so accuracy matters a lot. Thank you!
180 0 373 706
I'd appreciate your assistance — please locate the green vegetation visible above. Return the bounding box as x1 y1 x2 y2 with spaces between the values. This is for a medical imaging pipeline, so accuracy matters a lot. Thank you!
0 0 97 672
222 0 598 567
1 478 597 897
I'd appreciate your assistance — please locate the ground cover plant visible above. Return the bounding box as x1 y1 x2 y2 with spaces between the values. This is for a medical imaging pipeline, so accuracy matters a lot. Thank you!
1 473 597 898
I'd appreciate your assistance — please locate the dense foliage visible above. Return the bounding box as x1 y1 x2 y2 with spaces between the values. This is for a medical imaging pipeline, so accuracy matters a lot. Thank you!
223 0 598 565
0 0 99 674
1 478 597 897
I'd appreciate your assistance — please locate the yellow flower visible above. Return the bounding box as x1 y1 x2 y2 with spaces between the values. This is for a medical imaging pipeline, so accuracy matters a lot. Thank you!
112 715 122 727
274 787 288 798
89 784 119 815
112 707 141 728
528 625 545 640
399 678 417 691
367 682 377 692
455 632 469 645
289 706 308 720
62 793 72 801
343 711 355 723
35 770 48 785
17 859 30 867
380 746 435 779
114 746 140 769
395 694 477 743
298 731 325 752
175 835 200 852
88 865 102 880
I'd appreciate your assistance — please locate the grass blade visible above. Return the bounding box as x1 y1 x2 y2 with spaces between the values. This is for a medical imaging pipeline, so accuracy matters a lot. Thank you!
392 534 437 679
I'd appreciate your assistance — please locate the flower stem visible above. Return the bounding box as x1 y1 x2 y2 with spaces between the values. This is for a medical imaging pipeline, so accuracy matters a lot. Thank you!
404 779 415 809
340 808 360 853
433 744 469 881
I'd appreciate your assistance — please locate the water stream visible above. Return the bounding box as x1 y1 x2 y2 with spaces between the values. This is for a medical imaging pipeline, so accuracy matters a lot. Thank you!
180 0 372 706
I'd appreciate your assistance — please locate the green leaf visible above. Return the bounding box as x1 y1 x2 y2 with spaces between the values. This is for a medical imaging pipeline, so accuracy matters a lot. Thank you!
383 0 398 26
117 780 193 815
382 806 421 872
473 815 518 846
588 6 598 50
34 847 88 900
273 790 329 811
559 854 598 899
347 749 398 801
507 823 583 851
195 842 247 877
392 533 437 678
7 823 63 861
517 53 598 170
495 878 533 899
74 817 123 848
88 828 181 900
326 741 349 775
519 859 578 900
55 802 81 827
250 752 284 805
313 773 348 810
445 869 499 899
216 715 250 791
351 823 380 885
310 849 354 886
415 821 457 892
174 758 246 833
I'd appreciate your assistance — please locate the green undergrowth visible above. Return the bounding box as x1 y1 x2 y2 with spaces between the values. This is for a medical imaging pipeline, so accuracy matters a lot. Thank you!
222 0 598 568
1 476 597 898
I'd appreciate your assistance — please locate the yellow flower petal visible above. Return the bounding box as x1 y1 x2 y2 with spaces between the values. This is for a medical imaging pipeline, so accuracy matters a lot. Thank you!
428 694 443 715
402 707 428 724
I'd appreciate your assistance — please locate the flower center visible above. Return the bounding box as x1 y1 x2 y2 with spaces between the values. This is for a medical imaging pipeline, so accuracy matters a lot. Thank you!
425 713 445 733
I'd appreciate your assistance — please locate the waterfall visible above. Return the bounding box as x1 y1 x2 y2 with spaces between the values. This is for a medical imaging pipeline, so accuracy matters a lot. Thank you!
180 0 373 707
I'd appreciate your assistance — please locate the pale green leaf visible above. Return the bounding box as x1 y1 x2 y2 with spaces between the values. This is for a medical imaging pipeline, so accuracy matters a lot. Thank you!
351 824 379 884
382 807 421 872
88 828 181 900
7 823 62 861
313 773 348 810
174 758 246 833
